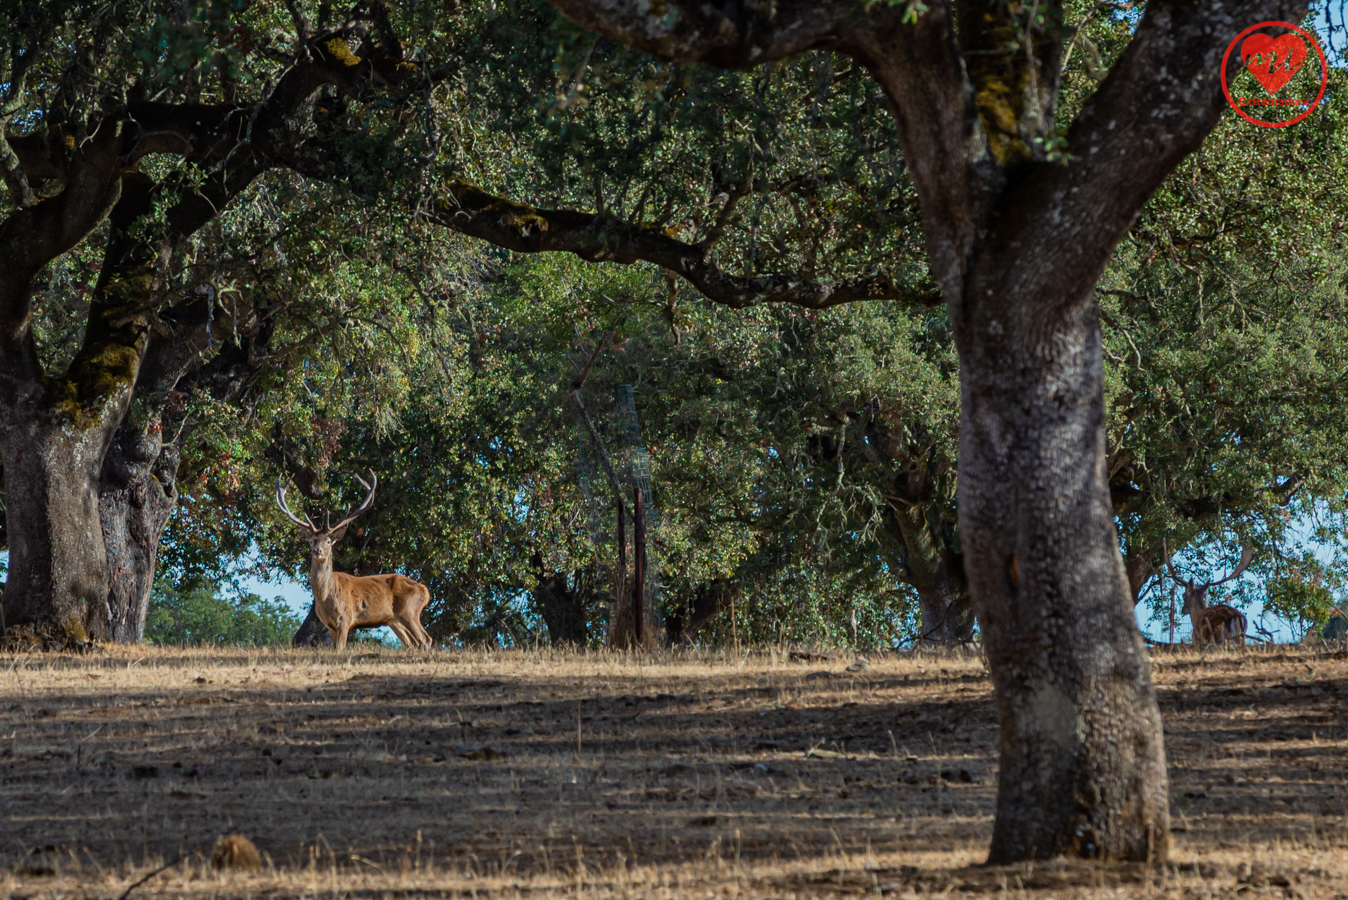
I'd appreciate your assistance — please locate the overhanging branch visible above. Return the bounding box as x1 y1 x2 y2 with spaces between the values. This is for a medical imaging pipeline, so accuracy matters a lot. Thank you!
543 0 978 307
429 182 940 310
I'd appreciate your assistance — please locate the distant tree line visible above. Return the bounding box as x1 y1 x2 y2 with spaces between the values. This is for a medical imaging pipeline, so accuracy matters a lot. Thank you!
146 586 300 647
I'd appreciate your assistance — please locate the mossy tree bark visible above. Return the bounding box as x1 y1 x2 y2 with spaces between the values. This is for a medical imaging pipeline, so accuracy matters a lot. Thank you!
1 15 417 646
0 121 148 646
100 308 277 643
0 411 122 644
96 246 269 643
0 296 153 645
3 172 253 647
1 187 177 645
91 177 232 644
544 0 1308 862
100 423 180 643
36 169 255 645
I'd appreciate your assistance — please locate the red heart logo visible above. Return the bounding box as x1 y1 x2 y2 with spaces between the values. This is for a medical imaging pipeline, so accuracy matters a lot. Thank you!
1241 32 1308 95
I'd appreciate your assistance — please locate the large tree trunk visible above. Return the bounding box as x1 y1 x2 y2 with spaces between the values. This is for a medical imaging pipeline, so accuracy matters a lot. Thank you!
541 0 1309 863
0 406 119 645
293 606 334 646
532 570 587 646
1123 539 1160 606
958 292 1168 862
881 506 973 644
0 41 399 648
98 421 180 643
666 580 732 644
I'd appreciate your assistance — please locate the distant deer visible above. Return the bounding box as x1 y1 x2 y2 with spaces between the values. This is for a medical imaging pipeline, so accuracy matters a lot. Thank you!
276 471 432 650
1164 540 1253 648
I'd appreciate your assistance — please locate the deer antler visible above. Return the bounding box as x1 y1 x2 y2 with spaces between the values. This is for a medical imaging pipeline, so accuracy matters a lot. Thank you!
276 477 317 532
1160 538 1197 589
1206 541 1256 587
329 470 378 532
1162 537 1256 589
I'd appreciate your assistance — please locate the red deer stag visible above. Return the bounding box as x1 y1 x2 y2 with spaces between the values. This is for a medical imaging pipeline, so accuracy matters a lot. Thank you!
276 471 432 650
1164 541 1254 648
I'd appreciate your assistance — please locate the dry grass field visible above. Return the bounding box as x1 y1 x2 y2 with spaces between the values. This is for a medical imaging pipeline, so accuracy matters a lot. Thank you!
2 643 1346 899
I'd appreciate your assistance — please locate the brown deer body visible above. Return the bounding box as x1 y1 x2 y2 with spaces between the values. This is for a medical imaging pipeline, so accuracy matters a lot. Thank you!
277 472 432 651
1165 540 1253 649
1188 602 1247 646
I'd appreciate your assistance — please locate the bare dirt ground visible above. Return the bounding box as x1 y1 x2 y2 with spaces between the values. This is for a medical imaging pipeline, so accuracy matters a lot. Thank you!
1 643 1345 898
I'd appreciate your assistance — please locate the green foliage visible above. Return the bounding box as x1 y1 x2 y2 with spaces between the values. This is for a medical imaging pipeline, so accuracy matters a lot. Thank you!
157 227 947 647
1263 559 1340 639
146 585 301 647
1100 65 1348 631
53 0 1348 650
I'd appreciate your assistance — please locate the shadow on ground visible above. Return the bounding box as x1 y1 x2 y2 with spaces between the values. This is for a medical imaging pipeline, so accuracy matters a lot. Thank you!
1 645 1345 896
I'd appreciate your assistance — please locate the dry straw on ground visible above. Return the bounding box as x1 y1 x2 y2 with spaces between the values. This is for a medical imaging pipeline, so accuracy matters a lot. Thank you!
1 643 1345 898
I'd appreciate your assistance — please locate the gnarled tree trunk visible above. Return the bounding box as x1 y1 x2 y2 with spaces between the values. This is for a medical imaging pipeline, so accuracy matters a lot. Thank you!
881 506 973 645
0 243 150 646
0 121 130 648
666 580 733 644
0 408 118 645
293 606 335 646
532 568 587 646
99 421 179 643
1 20 417 649
843 405 972 645
958 293 1168 862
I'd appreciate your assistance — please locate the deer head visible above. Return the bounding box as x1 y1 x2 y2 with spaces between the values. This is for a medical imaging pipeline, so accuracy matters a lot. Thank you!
275 470 378 572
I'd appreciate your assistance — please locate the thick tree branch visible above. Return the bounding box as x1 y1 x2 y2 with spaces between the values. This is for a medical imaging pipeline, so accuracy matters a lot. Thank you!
0 34 43 208
60 160 266 420
429 182 938 310
958 0 1309 331
0 13 418 392
0 117 127 386
7 25 404 189
546 0 980 310
839 4 984 297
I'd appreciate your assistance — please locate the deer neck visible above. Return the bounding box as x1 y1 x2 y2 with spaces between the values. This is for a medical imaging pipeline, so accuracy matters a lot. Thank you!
310 554 338 606
1183 586 1209 617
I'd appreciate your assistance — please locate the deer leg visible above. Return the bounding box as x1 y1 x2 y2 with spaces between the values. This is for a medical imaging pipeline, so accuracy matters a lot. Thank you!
333 623 351 651
403 615 430 650
403 621 429 651
404 622 428 651
387 620 415 649
411 588 432 650
387 619 415 650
